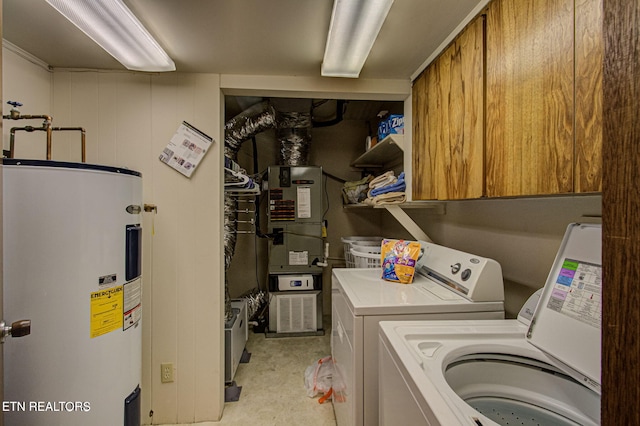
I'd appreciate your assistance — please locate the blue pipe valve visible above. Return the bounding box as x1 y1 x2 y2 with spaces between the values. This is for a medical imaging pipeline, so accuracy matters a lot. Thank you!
5 101 24 120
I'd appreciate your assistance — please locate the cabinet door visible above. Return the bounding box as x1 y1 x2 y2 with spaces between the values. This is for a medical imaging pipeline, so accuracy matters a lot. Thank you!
485 0 575 197
575 0 603 193
412 16 484 200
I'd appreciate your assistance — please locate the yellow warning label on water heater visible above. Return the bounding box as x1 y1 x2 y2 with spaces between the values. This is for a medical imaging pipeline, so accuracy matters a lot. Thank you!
90 285 124 338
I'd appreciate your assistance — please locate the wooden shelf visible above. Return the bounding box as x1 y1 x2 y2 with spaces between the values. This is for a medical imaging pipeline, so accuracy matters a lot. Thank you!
350 134 404 168
343 200 445 213
343 201 445 242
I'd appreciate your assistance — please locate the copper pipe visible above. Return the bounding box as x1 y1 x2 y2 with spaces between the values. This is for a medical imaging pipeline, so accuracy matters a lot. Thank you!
52 127 86 162
2 113 52 123
9 126 47 159
4 115 53 156
4 113 53 159
47 125 52 160
9 126 86 162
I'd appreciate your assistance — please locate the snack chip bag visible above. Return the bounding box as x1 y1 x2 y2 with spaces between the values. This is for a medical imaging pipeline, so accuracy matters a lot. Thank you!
381 239 421 284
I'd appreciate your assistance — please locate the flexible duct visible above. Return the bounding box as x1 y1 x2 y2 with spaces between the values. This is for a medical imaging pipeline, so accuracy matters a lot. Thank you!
224 101 277 270
276 111 311 166
225 101 277 160
224 101 276 321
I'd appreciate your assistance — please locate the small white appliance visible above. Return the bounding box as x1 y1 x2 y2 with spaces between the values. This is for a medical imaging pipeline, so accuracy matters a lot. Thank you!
2 159 143 426
378 223 601 426
331 240 505 426
277 274 314 291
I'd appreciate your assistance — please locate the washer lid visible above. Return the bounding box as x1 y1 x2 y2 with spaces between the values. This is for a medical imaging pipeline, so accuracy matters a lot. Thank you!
527 223 602 394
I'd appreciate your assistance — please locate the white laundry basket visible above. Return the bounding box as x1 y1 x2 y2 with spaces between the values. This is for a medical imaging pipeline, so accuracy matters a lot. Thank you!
351 246 382 269
341 236 382 267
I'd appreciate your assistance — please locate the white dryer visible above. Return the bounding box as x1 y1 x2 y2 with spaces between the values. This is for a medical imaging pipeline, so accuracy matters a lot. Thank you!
378 223 601 426
331 241 505 426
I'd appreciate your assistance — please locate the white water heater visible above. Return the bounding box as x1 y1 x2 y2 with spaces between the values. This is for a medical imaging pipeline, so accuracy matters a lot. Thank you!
2 159 143 426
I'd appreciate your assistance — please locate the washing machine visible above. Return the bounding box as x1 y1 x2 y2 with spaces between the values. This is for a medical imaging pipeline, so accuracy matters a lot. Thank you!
378 223 601 426
331 241 505 426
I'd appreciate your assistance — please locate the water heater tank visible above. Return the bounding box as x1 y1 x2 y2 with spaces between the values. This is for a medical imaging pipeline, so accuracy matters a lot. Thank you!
2 159 143 426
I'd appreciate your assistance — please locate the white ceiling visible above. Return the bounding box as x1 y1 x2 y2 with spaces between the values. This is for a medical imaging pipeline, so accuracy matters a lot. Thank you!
3 0 485 80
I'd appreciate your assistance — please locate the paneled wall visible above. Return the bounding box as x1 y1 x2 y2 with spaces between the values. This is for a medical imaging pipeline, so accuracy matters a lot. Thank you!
2 45 52 159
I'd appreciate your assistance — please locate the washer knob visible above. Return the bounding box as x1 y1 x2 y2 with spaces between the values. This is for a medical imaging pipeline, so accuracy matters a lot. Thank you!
451 263 461 274
461 269 472 281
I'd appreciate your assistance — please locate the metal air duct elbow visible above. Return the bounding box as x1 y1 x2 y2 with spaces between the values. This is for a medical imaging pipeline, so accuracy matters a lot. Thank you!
276 111 311 166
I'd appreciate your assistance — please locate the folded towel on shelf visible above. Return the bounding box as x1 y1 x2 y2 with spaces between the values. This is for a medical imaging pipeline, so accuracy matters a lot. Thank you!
369 170 396 189
369 172 405 197
363 192 406 206
375 192 406 205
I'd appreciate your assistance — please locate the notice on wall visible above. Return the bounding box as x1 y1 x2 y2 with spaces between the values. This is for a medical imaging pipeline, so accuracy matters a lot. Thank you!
159 121 213 178
90 285 124 338
123 279 142 331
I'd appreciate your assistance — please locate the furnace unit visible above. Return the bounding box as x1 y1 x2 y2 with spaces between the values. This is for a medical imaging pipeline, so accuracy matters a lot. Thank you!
266 165 324 336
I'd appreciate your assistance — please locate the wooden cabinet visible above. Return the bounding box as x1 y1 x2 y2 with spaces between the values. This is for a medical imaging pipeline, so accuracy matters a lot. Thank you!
485 0 575 197
413 0 603 199
486 0 603 196
574 0 603 193
412 16 485 200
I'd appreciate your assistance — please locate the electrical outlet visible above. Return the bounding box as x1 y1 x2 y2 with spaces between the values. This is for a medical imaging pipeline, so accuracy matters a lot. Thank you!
161 363 174 383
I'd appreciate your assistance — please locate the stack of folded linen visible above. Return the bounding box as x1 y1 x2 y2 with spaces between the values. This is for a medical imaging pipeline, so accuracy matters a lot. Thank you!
368 170 396 191
363 171 406 205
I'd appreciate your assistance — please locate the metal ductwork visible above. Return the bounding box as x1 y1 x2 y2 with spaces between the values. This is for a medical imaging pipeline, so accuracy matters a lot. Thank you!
276 111 312 166
224 101 277 272
224 101 276 321
225 101 278 160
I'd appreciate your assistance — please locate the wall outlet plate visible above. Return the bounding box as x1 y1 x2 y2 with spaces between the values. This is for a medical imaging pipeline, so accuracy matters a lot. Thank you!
161 363 174 383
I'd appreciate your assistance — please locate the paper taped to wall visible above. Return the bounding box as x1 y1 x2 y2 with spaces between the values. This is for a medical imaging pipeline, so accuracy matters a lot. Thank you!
159 121 213 178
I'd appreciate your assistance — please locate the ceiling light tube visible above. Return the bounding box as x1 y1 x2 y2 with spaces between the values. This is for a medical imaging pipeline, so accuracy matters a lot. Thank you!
321 0 394 78
46 0 175 72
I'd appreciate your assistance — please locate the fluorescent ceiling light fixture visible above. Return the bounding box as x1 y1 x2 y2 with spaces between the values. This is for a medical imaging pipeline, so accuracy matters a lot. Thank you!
321 0 394 78
46 0 175 72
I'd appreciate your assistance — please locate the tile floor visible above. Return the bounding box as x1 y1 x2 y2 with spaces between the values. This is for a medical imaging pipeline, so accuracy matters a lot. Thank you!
217 318 336 425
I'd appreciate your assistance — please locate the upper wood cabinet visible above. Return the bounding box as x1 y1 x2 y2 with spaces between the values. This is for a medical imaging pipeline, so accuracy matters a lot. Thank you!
486 0 603 196
413 0 603 200
412 16 485 200
574 0 603 193
485 0 575 197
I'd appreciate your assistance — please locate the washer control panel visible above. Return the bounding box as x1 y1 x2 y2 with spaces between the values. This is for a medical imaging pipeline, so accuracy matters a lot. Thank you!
416 242 504 302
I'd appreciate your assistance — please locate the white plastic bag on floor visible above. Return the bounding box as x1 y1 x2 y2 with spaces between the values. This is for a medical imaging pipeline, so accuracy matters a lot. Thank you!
304 356 333 403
